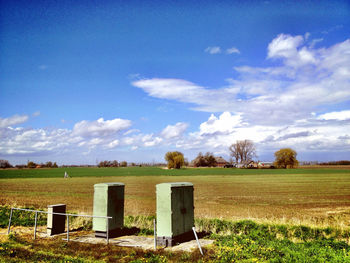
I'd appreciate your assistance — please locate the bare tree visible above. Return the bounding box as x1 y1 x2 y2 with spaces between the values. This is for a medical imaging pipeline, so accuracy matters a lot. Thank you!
229 140 256 164
229 143 241 163
0 159 12 168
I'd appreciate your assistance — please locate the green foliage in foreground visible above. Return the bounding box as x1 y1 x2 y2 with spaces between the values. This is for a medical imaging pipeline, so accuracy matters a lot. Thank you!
1 166 350 179
200 219 350 262
0 206 91 231
1 208 350 262
214 235 350 262
127 217 350 262
0 234 101 263
195 218 350 241
0 206 46 228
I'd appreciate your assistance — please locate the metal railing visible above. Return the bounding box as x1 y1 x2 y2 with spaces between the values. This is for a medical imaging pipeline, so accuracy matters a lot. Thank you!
7 208 204 254
7 207 112 243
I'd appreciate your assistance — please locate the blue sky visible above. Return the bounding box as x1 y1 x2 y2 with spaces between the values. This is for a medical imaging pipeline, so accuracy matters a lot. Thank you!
1 0 350 165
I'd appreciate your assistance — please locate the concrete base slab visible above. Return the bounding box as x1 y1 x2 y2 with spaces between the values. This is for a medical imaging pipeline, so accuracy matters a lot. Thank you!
165 239 214 252
69 233 214 252
2 227 214 253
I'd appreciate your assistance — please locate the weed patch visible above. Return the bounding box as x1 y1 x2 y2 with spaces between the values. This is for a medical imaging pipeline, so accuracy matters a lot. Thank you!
195 218 350 242
0 206 46 228
1 217 350 262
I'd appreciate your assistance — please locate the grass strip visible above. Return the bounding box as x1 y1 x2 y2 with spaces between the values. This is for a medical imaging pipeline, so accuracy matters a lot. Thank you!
2 207 350 262
1 167 350 179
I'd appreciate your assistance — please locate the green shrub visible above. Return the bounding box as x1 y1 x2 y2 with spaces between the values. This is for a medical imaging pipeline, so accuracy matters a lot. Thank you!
2 210 350 262
0 206 46 228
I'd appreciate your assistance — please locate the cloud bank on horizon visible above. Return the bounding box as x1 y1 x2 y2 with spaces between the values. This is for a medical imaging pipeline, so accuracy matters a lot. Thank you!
1 33 349 164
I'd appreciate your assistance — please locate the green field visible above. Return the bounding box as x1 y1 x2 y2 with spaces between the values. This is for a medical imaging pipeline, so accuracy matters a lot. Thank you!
1 167 350 262
1 166 350 179
1 167 349 227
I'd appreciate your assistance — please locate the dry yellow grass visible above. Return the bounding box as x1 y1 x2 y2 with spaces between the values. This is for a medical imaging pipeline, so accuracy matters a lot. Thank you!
1 173 350 228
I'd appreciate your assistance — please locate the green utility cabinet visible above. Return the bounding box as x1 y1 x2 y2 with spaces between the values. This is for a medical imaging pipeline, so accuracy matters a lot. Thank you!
93 183 124 237
156 182 194 246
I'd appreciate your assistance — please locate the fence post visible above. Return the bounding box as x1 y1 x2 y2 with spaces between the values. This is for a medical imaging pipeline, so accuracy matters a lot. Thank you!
6 208 114 245
66 215 69 242
7 208 13 234
106 218 109 244
34 211 38 239
153 219 157 250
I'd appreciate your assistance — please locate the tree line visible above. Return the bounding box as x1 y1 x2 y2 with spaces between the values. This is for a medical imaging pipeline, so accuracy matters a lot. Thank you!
27 161 58 168
2 141 349 170
164 140 301 169
97 160 128 167
0 160 59 169
320 160 350 165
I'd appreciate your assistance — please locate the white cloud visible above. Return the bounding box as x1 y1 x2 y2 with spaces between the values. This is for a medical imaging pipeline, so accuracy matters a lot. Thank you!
0 126 73 155
226 47 240 54
180 112 276 151
132 78 201 100
123 137 135 145
121 132 165 148
0 115 29 128
317 110 350 121
106 139 120 149
176 112 350 155
205 46 221 54
310 38 323 48
205 46 240 55
89 138 104 145
32 111 41 117
1 112 349 161
322 25 343 35
123 129 140 135
0 116 132 156
199 112 243 135
133 34 350 127
144 138 162 147
267 34 304 59
132 78 235 112
267 33 317 67
161 122 188 139
304 32 310 40
73 117 132 137
143 134 163 147
1 115 178 157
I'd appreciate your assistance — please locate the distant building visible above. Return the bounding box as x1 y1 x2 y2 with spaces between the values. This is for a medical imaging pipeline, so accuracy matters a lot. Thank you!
215 157 228 168
247 161 258 168
258 162 274 168
236 160 256 168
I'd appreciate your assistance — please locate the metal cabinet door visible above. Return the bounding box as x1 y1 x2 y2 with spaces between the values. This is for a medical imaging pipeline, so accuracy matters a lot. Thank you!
108 186 124 229
183 186 194 232
171 186 194 236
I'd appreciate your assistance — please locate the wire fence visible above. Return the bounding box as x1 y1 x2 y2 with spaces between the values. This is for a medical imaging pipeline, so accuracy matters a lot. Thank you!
7 207 112 243
7 207 204 254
